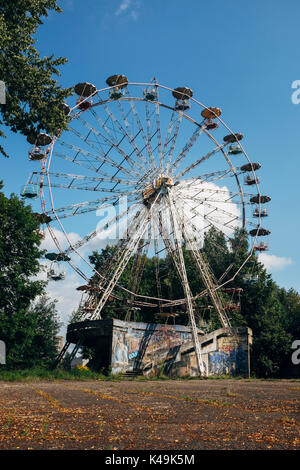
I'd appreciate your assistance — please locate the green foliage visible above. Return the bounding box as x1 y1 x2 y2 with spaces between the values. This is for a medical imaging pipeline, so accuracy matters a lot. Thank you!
0 183 59 368
26 295 61 366
89 247 164 323
87 226 300 378
0 0 73 157
0 365 107 382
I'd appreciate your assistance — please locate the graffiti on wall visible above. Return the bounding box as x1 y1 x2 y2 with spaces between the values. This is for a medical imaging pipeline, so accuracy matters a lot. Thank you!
112 323 193 370
208 346 248 375
111 321 251 377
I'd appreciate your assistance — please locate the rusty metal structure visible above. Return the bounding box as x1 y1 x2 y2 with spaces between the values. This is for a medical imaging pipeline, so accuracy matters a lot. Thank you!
23 76 270 375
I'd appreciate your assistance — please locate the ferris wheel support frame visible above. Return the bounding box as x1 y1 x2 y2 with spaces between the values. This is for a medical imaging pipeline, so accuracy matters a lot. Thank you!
90 194 161 320
167 189 206 376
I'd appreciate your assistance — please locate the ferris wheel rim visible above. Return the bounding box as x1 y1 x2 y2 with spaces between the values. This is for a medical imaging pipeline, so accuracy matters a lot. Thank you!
36 79 265 306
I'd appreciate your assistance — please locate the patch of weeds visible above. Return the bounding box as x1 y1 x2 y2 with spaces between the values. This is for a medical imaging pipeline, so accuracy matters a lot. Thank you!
3 409 16 429
183 396 194 402
206 374 244 381
279 415 296 425
226 388 238 398
41 421 50 439
204 399 233 407
18 426 30 437
97 420 104 432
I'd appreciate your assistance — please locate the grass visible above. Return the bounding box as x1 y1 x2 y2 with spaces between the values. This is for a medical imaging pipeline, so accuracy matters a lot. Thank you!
0 366 108 382
0 366 298 382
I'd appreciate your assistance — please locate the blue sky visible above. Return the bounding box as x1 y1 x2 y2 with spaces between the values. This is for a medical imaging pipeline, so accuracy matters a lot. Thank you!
1 0 300 330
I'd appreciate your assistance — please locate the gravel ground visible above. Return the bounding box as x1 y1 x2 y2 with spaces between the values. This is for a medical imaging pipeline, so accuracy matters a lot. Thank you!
0 379 299 450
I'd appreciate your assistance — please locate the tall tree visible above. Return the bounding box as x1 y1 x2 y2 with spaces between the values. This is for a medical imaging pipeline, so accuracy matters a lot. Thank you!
84 227 298 377
0 0 72 157
225 229 294 377
0 181 46 367
26 295 61 366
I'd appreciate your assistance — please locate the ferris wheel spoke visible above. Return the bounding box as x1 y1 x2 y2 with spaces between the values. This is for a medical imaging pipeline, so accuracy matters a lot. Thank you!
48 171 137 187
54 150 107 175
189 215 230 256
184 197 240 231
103 101 150 173
127 233 152 313
175 143 227 179
77 115 145 176
128 99 156 167
179 197 236 251
90 108 123 147
155 102 163 172
69 125 109 160
202 213 240 233
55 149 141 186
96 206 149 290
178 218 231 329
162 110 183 174
192 168 234 184
162 110 177 156
145 101 157 167
74 118 139 179
165 113 183 174
154 212 183 281
177 185 243 201
63 201 143 256
90 208 152 320
183 196 241 224
44 179 137 194
47 194 140 220
46 174 136 194
154 237 163 312
202 200 240 223
57 138 137 180
169 125 206 176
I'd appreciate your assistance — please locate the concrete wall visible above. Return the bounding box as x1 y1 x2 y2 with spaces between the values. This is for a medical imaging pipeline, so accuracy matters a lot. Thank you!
110 319 252 377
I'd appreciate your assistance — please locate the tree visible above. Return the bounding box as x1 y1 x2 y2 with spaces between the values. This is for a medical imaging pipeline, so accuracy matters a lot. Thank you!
25 295 61 366
0 0 73 157
83 227 298 377
0 181 46 367
224 229 294 377
278 287 300 341
89 246 161 323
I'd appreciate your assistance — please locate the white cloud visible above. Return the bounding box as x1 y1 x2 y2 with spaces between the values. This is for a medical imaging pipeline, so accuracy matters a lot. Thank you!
40 227 81 252
37 225 122 337
173 179 241 244
258 253 293 271
115 0 132 16
115 0 139 20
47 272 82 335
130 10 138 21
36 266 82 338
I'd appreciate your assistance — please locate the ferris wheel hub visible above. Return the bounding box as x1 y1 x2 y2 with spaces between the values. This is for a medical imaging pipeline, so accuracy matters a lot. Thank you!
142 175 173 206
155 175 174 189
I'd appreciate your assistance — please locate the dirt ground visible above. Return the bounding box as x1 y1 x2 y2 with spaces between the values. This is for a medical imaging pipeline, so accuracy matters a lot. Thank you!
0 379 299 450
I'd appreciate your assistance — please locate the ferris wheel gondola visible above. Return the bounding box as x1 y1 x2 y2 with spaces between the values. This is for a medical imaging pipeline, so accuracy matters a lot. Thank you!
47 260 66 281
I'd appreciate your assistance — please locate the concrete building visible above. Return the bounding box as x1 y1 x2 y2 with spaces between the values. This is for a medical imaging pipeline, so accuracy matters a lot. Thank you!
67 318 252 377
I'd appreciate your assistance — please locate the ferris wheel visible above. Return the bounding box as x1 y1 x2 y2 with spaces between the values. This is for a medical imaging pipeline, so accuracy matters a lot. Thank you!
23 75 271 374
